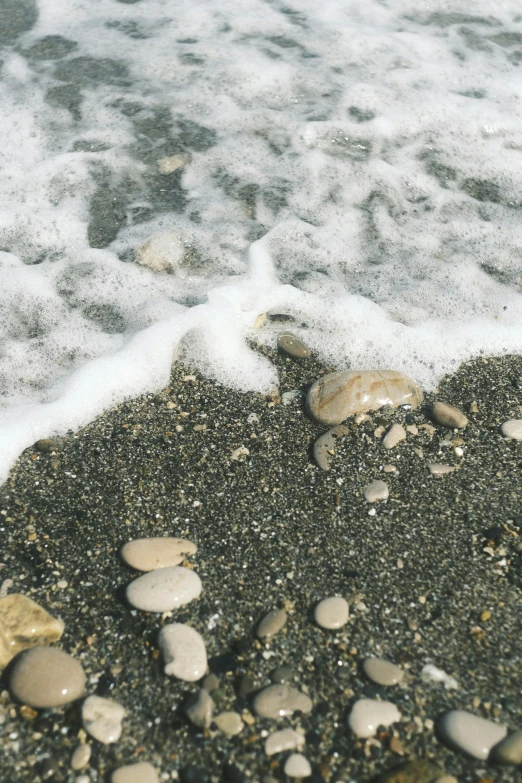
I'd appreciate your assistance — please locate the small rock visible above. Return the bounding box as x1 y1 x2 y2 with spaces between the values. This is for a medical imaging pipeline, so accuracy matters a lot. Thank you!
0 594 65 670
434 778 459 783
282 389 304 406
215 711 244 736
348 698 401 738
284 753 311 778
389 736 405 756
253 684 312 719
428 463 455 476
500 419 522 440
257 608 287 639
136 230 185 273
121 537 197 571
377 760 443 782
71 743 92 771
432 401 468 429
9 646 86 708
363 658 403 686
34 437 65 453
126 566 202 612
157 153 186 173
383 464 397 473
438 710 507 759
363 480 389 502
159 623 207 681
185 689 214 728
314 596 349 629
307 370 423 426
421 664 458 690
270 666 295 684
202 673 219 692
112 761 159 783
265 728 304 756
313 425 349 471
82 695 126 744
231 445 250 461
277 332 311 359
492 729 522 765
383 424 406 449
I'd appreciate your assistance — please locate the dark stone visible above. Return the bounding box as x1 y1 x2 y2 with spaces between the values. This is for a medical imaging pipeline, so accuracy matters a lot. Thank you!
180 766 210 783
483 526 503 543
95 672 116 696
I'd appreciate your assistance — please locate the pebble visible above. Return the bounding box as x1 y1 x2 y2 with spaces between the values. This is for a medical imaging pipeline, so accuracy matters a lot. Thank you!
314 596 349 629
428 463 455 475
185 688 214 728
500 419 522 440
383 423 406 449
202 673 219 692
121 537 197 571
82 695 127 744
491 729 522 765
270 665 295 684
253 684 312 719
363 658 403 686
0 593 65 670
159 623 207 681
277 332 311 359
112 761 159 783
126 567 202 612
215 711 244 736
265 728 304 756
71 743 92 771
432 401 468 429
284 753 311 778
348 698 401 738
421 664 458 690
257 608 287 639
377 760 443 782
438 710 507 759
313 425 348 471
9 646 86 708
434 778 459 783
307 369 423 426
136 230 185 273
363 480 389 502
34 437 65 453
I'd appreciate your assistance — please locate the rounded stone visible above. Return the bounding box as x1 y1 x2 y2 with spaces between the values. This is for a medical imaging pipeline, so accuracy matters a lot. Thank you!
500 419 522 440
185 688 214 728
71 743 91 771
82 695 127 744
438 710 507 759
363 658 403 686
158 622 207 681
215 711 244 736
270 666 295 684
265 728 304 756
363 480 389 503
9 646 86 708
428 463 455 475
313 425 348 471
314 596 349 630
136 230 184 273
348 698 401 738
112 762 159 783
383 423 406 449
126 567 202 612
121 537 197 571
432 401 468 429
492 729 522 765
0 593 65 671
284 753 311 778
257 608 287 639
277 332 311 359
253 684 312 719
307 370 423 426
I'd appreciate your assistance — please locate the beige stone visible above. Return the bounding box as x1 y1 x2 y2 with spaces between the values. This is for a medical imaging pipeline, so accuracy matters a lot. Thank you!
348 698 401 738
215 711 244 736
438 710 507 759
314 597 349 629
71 743 91 771
82 695 127 744
363 658 403 686
121 537 197 571
383 423 406 449
0 594 64 671
257 608 288 639
253 684 312 719
9 646 86 708
432 401 468 429
284 753 312 778
277 332 311 359
363 479 389 502
265 728 305 756
428 463 455 475
112 762 159 783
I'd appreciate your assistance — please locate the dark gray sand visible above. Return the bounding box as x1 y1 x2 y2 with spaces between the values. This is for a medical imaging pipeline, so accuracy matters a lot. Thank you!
1 346 522 782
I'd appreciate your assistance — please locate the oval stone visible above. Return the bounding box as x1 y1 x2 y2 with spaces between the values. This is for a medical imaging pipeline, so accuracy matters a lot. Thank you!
432 401 468 429
126 567 202 612
307 370 423 426
82 695 127 744
500 419 522 440
438 710 507 759
314 596 349 629
363 479 389 503
363 658 403 686
185 688 214 728
112 762 159 783
284 753 311 778
158 623 207 681
313 425 348 471
383 423 406 449
348 698 401 738
215 711 244 736
257 608 287 639
71 743 91 771
121 537 197 571
265 728 304 756
277 332 311 359
428 463 455 475
253 684 312 719
492 729 522 765
9 646 86 708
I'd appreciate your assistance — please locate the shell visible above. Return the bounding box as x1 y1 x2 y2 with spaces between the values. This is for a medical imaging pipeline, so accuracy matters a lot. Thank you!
307 370 423 426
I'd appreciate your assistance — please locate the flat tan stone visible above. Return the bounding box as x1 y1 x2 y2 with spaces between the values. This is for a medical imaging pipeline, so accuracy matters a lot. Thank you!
314 596 349 629
277 332 311 359
257 608 288 639
121 537 197 571
0 594 64 671
432 401 468 429
253 684 312 719
112 762 159 783
363 657 403 686
9 646 86 708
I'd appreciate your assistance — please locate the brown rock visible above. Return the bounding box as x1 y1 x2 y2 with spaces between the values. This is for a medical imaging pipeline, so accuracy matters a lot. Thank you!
431 401 468 429
0 594 64 671
277 332 311 359
9 646 86 708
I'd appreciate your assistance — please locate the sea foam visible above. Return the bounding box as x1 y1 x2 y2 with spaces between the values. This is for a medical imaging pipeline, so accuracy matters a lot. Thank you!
1 0 522 482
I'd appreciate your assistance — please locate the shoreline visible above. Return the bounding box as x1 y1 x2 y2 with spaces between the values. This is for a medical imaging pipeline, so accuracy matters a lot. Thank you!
1 347 522 782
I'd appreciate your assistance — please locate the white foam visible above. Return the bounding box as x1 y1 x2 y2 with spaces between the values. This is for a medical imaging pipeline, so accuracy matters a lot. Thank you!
1 0 522 482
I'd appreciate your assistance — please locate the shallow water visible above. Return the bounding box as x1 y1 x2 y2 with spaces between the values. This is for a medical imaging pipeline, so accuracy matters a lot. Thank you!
1 0 522 481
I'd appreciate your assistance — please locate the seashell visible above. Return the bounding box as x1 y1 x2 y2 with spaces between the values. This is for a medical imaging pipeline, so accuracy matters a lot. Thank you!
307 370 423 426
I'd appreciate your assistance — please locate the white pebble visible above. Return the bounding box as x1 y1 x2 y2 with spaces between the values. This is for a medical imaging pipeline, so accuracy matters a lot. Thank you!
314 596 349 629
126 567 202 612
284 753 311 778
500 419 522 440
348 698 401 738
438 710 507 759
71 743 91 770
363 480 389 502
265 728 304 756
121 537 197 571
158 623 207 682
363 658 403 686
82 695 127 745
421 664 458 690
214 711 244 736
428 463 455 475
112 762 159 783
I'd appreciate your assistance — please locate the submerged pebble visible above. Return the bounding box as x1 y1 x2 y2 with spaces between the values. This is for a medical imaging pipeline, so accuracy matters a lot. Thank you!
253 684 312 719
0 593 64 670
265 728 304 756
314 596 349 629
159 623 207 681
432 401 468 429
126 567 202 612
500 419 522 440
82 695 127 744
112 762 159 783
348 698 401 738
9 646 86 708
438 709 507 759
277 332 311 359
257 608 287 639
121 537 197 571
363 480 389 502
284 753 311 778
363 657 403 686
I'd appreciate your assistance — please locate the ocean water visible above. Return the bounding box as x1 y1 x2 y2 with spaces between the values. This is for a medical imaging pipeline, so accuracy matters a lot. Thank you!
1 0 522 482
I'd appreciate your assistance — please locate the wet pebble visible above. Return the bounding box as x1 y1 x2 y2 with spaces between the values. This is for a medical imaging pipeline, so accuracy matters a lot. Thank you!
500 419 522 440
277 332 311 359
363 658 403 686
438 710 507 759
383 423 406 449
492 729 522 765
348 698 401 738
112 761 159 783
284 753 311 778
432 401 468 429
159 622 207 681
215 711 244 736
9 646 86 708
313 425 348 471
185 688 214 728
0 593 64 670
271 666 295 684
363 480 389 502
257 608 287 639
82 695 127 744
428 463 455 475
377 760 443 782
126 566 202 612
253 684 312 719
121 537 197 571
71 743 91 771
314 596 349 629
265 728 304 756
